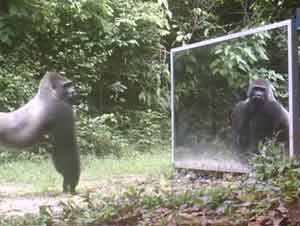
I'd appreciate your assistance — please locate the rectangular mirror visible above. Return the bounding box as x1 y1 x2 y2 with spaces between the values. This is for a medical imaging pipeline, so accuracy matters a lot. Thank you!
171 19 300 173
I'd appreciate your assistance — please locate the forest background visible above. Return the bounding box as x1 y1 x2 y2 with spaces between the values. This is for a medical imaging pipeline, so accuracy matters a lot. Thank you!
0 0 298 156
2 1 300 225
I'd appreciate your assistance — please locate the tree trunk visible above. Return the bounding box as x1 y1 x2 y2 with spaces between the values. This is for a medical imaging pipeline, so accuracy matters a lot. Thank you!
98 80 104 114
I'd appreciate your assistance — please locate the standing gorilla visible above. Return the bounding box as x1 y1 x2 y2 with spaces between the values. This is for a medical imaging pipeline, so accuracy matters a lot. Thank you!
0 71 80 193
231 79 289 154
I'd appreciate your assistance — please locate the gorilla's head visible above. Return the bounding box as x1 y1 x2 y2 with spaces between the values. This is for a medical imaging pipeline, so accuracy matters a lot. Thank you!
247 79 275 106
39 71 79 105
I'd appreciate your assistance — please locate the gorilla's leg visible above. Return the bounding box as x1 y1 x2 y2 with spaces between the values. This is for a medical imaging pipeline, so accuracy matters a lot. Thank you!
52 149 80 193
51 115 80 193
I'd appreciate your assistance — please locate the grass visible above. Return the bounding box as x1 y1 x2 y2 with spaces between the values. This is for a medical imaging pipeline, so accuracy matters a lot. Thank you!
84 149 172 178
0 146 172 194
0 159 60 194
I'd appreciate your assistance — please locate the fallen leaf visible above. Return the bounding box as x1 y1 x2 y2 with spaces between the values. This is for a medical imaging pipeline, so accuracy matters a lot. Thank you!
207 217 237 226
248 216 272 226
177 212 202 225
269 211 286 226
276 202 287 214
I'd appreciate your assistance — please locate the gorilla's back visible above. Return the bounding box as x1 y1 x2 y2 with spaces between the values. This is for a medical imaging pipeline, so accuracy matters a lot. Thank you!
0 96 49 148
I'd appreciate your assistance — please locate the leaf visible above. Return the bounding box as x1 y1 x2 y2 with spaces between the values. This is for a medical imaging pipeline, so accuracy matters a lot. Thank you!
256 48 269 61
158 0 169 9
248 216 272 226
244 47 257 62
176 34 184 42
128 39 139 46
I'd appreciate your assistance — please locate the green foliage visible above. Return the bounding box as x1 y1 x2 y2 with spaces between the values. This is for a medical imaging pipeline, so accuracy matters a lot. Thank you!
168 0 224 45
0 150 46 164
0 55 39 111
77 112 127 156
202 186 234 209
119 109 170 150
250 140 289 181
210 31 271 90
249 140 300 201
100 0 170 110
274 163 300 201
77 109 170 156
0 0 171 158
0 0 170 112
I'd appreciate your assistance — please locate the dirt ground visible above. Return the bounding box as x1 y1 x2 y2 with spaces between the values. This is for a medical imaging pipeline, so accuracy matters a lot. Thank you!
0 175 156 216
0 171 238 217
0 183 67 216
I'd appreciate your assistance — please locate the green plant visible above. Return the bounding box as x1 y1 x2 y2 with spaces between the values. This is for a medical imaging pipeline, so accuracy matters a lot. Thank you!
249 140 300 201
77 112 128 156
250 140 289 181
76 109 170 156
123 109 170 150
0 149 47 164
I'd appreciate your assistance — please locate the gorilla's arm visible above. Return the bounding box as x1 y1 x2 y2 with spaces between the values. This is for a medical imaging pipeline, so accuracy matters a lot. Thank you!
262 100 289 142
231 99 252 151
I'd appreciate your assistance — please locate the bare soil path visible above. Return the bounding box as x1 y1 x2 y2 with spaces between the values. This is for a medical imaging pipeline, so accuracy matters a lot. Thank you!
0 175 151 217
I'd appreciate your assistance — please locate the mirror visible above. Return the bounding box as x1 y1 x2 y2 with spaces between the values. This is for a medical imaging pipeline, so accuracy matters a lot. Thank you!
171 20 299 172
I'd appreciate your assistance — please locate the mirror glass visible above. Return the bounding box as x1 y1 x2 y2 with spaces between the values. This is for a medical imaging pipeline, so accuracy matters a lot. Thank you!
172 25 293 172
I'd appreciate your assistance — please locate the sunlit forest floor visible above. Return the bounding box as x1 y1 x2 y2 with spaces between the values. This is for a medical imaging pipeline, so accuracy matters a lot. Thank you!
0 150 172 215
0 148 238 219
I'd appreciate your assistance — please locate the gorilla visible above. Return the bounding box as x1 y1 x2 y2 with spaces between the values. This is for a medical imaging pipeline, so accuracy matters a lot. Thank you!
231 79 289 154
0 71 80 193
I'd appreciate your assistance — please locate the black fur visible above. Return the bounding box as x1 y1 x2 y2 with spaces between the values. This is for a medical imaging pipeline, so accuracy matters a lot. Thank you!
231 79 289 154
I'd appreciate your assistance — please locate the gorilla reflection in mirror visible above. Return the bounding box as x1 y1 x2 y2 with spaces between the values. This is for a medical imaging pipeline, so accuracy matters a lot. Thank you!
231 79 289 154
0 71 80 193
